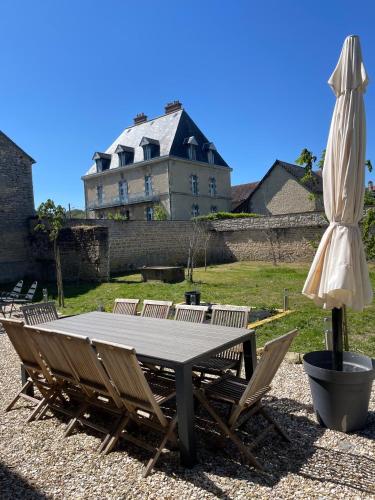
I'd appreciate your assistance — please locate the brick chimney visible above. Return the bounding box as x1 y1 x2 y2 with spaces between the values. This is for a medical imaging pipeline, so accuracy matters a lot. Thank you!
164 100 182 114
133 112 148 125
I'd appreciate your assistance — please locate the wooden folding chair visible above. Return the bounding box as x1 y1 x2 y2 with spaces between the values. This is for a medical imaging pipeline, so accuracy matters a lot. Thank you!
141 300 173 319
174 304 208 323
21 302 58 326
193 305 251 378
194 329 299 470
93 339 177 477
0 318 57 420
25 327 125 446
113 298 140 316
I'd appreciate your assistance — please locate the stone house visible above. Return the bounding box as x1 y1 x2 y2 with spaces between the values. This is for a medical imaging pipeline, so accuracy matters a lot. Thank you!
82 101 232 220
232 160 323 215
0 131 36 283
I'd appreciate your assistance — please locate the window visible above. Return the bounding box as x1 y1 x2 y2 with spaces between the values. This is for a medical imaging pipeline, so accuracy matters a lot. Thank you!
118 180 128 201
146 207 154 221
209 177 217 196
115 145 134 166
191 204 200 217
187 144 197 161
210 206 218 213
96 185 103 204
145 175 152 196
191 175 198 195
93 152 111 172
140 137 160 161
207 149 215 165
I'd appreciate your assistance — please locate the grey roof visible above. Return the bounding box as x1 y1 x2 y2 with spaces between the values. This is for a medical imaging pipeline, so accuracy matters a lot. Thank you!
85 109 229 175
231 182 259 210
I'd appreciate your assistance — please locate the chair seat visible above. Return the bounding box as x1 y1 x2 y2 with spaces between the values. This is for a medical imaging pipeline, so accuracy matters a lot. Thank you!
204 374 270 406
193 357 238 374
146 374 176 404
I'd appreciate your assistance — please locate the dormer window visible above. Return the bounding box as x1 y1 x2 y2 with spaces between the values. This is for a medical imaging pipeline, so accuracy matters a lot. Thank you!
115 145 134 167
140 137 160 161
93 152 111 173
183 136 198 161
203 142 217 165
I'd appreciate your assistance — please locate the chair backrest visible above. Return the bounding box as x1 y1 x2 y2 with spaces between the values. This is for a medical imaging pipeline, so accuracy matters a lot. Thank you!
92 339 167 425
211 305 251 360
54 332 123 406
113 298 140 316
24 281 38 301
229 329 299 427
174 304 208 323
24 326 77 386
141 300 173 319
0 318 53 383
9 280 23 298
211 305 250 328
21 302 58 326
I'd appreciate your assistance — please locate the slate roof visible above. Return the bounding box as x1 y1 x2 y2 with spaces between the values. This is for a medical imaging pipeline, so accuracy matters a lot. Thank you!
85 109 229 175
231 182 259 210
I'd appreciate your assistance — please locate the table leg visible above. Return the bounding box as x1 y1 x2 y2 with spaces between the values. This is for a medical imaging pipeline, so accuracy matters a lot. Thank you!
243 334 257 380
174 364 196 467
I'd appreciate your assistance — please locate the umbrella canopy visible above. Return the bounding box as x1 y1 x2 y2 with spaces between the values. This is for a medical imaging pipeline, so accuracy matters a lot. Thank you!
302 35 373 312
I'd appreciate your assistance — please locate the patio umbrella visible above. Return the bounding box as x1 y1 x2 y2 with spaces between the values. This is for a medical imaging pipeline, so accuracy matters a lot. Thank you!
302 35 373 369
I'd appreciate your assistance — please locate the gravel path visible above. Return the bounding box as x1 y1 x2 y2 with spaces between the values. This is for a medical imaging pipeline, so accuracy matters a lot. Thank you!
0 327 374 499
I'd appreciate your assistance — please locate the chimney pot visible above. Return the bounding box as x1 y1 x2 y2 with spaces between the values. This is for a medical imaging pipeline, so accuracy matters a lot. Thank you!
164 100 182 114
133 112 148 125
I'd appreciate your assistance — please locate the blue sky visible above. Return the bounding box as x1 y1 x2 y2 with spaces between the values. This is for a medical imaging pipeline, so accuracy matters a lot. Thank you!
1 0 374 210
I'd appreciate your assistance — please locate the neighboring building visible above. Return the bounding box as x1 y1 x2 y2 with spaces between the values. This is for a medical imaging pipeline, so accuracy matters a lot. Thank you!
233 160 323 215
366 180 375 201
0 131 36 283
231 182 259 212
82 101 232 220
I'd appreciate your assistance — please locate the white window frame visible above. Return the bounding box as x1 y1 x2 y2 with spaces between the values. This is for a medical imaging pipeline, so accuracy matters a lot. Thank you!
146 206 154 221
188 144 197 161
118 180 128 201
97 185 103 204
145 175 152 196
207 149 215 165
209 177 217 196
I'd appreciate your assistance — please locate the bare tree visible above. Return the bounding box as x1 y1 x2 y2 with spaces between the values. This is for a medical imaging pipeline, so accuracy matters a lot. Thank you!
186 219 205 282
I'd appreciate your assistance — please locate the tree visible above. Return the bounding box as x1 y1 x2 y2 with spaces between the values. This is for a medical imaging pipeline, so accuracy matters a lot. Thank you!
295 148 317 184
318 149 326 169
365 159 373 173
186 219 204 282
35 199 66 307
153 204 168 220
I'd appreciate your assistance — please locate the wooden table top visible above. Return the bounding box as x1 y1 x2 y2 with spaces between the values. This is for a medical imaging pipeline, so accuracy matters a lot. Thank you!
36 311 255 367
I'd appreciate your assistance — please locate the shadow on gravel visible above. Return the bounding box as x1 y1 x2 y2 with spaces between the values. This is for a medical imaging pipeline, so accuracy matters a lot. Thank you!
0 462 48 499
172 396 375 498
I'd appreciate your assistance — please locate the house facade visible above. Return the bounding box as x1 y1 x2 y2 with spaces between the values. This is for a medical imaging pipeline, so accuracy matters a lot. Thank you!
232 160 323 215
82 102 232 220
0 131 36 283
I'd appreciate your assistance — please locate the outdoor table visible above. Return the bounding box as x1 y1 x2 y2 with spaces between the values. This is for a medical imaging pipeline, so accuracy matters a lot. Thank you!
36 311 256 467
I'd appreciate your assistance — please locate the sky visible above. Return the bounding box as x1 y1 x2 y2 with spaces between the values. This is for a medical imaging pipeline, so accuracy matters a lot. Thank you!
1 0 374 210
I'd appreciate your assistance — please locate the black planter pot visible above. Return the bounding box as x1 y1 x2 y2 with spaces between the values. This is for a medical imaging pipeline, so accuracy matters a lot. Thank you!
303 351 375 432
185 291 201 305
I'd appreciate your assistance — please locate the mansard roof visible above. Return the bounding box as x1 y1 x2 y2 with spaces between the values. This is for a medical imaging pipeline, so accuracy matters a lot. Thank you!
85 108 229 175
0 130 36 164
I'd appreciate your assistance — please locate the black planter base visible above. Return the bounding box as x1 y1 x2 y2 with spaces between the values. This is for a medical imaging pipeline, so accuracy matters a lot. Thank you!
303 351 375 432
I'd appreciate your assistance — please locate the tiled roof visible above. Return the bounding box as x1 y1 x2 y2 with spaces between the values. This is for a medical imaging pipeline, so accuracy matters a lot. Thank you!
231 182 259 210
85 109 229 175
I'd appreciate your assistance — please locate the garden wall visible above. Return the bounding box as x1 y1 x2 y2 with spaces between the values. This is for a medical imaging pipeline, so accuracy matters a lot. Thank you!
65 211 329 274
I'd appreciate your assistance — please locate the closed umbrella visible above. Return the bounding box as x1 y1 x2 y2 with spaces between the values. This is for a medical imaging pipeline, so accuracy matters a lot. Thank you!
302 35 373 369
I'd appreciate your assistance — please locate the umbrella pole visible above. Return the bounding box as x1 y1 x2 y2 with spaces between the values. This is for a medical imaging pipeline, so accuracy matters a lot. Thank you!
332 307 343 371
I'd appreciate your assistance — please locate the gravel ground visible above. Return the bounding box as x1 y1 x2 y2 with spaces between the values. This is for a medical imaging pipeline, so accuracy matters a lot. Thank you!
0 326 374 500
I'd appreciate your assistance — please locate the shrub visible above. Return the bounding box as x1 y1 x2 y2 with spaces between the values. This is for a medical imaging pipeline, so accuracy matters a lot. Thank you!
194 211 260 221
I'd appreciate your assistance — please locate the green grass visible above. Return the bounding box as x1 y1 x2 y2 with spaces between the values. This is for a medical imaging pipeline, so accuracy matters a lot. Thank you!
45 262 374 357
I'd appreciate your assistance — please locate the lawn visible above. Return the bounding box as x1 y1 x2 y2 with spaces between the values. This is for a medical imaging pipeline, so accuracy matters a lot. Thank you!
45 261 375 357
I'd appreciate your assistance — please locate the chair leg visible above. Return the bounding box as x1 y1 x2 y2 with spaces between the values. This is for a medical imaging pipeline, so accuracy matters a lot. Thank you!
194 390 264 471
259 406 290 442
100 414 130 454
64 402 88 437
5 380 34 411
143 416 178 478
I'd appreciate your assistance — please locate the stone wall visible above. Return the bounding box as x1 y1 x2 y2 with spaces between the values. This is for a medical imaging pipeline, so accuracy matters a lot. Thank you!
30 224 110 282
0 132 36 284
